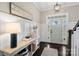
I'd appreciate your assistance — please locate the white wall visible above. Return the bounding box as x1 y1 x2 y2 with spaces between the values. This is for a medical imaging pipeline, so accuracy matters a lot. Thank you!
40 4 79 43
68 22 77 30
39 24 49 42
0 2 41 49
0 2 10 13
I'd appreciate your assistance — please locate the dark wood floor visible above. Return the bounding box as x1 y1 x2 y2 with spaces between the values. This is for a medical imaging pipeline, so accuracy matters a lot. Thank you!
33 42 70 56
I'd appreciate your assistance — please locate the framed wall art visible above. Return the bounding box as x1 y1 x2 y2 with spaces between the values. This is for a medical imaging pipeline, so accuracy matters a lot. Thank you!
9 2 32 21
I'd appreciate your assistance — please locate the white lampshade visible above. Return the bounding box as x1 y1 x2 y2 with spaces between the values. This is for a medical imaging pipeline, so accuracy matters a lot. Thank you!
4 23 21 33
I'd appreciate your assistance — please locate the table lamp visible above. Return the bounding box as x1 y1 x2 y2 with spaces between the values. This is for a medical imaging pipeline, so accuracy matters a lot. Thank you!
4 22 21 48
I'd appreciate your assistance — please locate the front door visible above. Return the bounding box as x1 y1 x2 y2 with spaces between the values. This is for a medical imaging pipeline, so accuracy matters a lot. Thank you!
48 14 68 44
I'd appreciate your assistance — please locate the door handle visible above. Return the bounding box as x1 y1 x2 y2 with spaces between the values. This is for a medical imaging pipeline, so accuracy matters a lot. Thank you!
64 38 65 40
48 37 49 39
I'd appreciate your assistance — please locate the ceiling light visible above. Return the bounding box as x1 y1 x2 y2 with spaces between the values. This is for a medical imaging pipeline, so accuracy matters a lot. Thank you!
54 3 61 12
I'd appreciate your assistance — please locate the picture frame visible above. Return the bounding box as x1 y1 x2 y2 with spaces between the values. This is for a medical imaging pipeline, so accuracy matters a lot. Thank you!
9 2 32 21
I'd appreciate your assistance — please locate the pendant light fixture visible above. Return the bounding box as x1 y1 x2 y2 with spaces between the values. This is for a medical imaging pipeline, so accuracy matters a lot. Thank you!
54 3 61 12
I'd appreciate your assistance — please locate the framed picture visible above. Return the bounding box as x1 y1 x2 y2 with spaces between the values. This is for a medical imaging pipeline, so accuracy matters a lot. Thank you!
10 2 32 20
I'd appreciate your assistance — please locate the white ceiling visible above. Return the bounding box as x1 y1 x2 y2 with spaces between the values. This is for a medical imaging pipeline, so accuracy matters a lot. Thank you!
33 2 79 11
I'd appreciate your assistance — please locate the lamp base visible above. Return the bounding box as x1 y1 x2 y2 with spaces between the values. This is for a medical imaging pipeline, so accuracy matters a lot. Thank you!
11 34 17 48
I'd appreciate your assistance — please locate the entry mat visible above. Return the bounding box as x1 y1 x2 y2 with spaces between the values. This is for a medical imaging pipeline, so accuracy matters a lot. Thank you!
41 47 58 56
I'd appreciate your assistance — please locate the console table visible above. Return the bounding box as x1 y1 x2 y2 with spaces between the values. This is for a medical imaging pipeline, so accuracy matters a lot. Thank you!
0 38 38 56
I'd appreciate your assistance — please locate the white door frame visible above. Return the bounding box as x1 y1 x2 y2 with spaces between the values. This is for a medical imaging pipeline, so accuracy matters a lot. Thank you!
46 13 69 44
